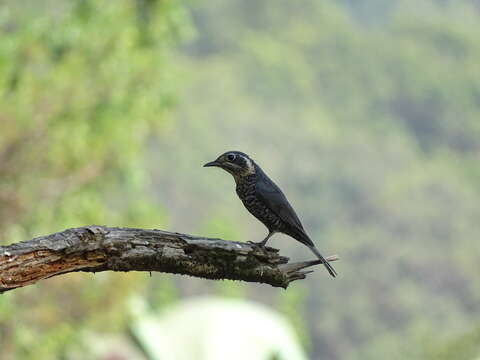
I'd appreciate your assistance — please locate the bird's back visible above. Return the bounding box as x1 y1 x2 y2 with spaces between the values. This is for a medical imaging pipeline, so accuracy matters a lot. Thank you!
254 166 306 232
235 164 311 244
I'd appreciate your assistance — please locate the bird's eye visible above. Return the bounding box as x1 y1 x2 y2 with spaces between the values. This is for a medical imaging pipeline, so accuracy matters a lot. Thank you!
226 153 236 162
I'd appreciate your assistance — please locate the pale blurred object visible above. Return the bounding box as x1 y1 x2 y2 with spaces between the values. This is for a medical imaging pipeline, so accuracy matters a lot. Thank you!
131 296 307 360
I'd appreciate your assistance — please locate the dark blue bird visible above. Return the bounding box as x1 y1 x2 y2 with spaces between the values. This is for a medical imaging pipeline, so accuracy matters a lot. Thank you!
204 151 337 278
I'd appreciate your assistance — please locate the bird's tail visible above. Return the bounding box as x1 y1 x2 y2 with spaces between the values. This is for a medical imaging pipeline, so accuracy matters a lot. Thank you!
308 245 337 278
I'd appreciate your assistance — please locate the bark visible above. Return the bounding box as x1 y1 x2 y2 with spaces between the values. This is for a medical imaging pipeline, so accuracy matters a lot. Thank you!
0 226 338 293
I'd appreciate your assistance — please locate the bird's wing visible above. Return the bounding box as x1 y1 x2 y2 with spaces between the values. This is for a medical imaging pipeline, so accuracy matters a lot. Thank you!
255 171 305 232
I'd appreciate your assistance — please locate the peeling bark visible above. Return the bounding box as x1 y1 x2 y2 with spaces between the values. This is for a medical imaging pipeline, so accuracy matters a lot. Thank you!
0 226 338 293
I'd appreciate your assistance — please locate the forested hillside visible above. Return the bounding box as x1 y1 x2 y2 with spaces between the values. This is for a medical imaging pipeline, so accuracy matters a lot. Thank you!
152 1 480 359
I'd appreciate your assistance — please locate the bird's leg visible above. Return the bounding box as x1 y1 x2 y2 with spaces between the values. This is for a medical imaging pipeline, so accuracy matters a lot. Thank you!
248 231 274 247
259 231 274 246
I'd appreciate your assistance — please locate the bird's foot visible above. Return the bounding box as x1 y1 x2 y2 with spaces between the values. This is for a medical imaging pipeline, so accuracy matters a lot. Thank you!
247 240 268 247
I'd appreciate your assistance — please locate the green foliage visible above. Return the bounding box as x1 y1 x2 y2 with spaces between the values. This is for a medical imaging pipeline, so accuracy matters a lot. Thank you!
0 0 187 358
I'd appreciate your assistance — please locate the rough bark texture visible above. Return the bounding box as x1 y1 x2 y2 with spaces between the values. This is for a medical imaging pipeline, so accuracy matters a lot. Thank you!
0 226 338 293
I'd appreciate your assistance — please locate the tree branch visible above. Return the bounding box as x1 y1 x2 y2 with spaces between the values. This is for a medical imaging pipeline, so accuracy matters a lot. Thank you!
0 226 339 293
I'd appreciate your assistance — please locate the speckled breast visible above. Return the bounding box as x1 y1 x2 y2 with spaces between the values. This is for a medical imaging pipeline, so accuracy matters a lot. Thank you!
235 175 283 231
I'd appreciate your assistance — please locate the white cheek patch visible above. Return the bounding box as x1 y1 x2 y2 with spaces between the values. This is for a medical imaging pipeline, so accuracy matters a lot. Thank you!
244 157 255 175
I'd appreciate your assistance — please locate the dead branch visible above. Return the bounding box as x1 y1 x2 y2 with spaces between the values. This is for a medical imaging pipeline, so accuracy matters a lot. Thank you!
0 226 338 293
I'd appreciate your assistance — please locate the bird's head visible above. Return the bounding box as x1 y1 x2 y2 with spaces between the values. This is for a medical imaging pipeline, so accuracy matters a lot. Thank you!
203 151 256 179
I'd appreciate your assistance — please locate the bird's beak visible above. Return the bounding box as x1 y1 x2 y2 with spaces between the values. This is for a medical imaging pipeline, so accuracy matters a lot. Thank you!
203 160 221 168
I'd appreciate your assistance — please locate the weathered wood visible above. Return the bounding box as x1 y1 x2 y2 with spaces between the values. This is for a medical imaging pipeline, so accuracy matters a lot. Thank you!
0 226 338 292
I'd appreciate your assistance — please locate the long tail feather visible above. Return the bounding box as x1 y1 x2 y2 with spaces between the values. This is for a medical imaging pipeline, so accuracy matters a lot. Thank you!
308 245 337 278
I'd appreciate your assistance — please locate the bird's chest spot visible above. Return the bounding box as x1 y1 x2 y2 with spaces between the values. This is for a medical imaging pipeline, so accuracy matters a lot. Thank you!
236 180 257 207
235 177 282 229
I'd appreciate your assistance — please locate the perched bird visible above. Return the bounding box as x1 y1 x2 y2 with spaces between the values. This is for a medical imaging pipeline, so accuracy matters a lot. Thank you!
204 151 337 278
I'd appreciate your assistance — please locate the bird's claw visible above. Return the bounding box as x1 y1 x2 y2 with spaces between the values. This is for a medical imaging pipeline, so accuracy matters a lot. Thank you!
247 240 266 247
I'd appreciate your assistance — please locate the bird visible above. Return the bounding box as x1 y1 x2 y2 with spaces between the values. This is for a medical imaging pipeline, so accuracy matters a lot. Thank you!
204 151 337 278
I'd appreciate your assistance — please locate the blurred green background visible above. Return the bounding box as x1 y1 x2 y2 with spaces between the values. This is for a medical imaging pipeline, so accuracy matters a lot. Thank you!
1 0 480 359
